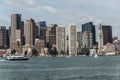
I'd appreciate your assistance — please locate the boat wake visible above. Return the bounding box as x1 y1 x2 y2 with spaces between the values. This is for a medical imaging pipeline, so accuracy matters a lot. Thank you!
0 60 6 61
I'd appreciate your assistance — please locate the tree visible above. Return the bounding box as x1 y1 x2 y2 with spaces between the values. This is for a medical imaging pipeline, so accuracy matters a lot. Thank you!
49 47 58 56
32 49 38 56
60 50 65 55
11 49 16 55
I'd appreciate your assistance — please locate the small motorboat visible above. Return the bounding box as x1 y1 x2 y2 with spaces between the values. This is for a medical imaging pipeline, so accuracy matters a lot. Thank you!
6 55 28 61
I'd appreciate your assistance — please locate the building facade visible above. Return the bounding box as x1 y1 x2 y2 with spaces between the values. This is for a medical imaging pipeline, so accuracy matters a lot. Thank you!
56 26 66 55
102 25 112 45
103 43 115 54
82 31 93 48
68 24 77 56
45 24 57 48
77 32 82 48
113 40 120 53
98 24 104 54
35 39 45 55
24 18 36 45
10 14 21 41
21 21 25 45
82 22 96 45
0 26 7 48
36 21 47 39
10 14 21 49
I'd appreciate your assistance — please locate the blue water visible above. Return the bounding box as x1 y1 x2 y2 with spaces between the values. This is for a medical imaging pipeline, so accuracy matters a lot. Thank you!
0 56 120 80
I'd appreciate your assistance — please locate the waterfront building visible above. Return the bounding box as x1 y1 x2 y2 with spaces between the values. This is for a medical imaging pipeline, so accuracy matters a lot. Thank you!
68 24 77 56
0 49 6 57
98 24 104 54
36 21 47 39
56 25 66 55
35 39 45 55
45 24 57 48
0 26 7 48
66 35 69 55
45 26 51 48
82 31 93 48
10 14 21 49
6 29 10 48
113 40 120 53
15 29 21 47
50 24 57 47
22 44 36 57
21 21 25 45
103 43 115 55
10 14 21 41
82 22 96 45
102 25 112 45
24 18 36 45
77 32 82 48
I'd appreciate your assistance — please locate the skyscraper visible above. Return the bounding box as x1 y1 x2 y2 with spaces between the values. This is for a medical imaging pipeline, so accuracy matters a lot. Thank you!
24 18 36 45
77 32 82 48
11 14 21 41
68 24 77 56
6 29 10 48
36 21 47 39
45 24 57 48
0 26 7 48
98 24 103 54
56 25 66 55
21 21 25 45
82 31 93 48
82 22 96 45
10 14 21 49
45 26 51 48
102 25 112 45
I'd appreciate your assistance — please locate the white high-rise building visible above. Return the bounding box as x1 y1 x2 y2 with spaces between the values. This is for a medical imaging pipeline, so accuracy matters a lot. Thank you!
98 24 103 54
56 25 66 55
68 24 77 56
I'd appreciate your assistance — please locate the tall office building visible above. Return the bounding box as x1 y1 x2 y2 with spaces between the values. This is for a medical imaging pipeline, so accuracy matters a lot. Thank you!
82 22 96 45
50 24 57 47
24 18 36 45
10 14 21 49
56 25 66 55
11 14 21 41
45 26 51 48
45 24 57 48
77 32 82 48
68 24 77 56
36 21 47 39
0 26 7 48
82 31 93 48
102 25 112 45
6 29 10 48
98 24 103 54
21 21 25 45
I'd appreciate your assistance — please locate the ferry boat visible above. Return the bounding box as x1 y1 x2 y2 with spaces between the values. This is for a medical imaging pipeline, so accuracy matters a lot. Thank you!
6 55 28 60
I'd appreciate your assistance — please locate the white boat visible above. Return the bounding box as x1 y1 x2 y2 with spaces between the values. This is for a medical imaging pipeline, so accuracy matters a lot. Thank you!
6 55 28 60
94 54 98 58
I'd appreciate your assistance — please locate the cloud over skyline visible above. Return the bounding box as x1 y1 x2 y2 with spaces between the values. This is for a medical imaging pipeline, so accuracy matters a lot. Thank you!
0 0 120 38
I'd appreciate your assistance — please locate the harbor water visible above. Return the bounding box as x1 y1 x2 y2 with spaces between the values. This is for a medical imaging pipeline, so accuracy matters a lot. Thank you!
0 56 120 80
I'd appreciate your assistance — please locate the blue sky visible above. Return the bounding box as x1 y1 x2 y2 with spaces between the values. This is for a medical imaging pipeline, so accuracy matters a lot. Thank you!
0 0 120 38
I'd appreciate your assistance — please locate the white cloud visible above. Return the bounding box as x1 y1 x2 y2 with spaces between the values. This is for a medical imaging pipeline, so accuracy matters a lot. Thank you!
24 0 36 5
4 0 22 8
41 6 57 14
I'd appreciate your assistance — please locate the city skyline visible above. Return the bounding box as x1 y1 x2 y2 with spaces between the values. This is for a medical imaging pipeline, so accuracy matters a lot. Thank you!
0 0 120 38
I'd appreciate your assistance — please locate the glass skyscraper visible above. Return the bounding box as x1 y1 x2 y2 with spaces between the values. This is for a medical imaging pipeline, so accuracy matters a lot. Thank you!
82 22 96 45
